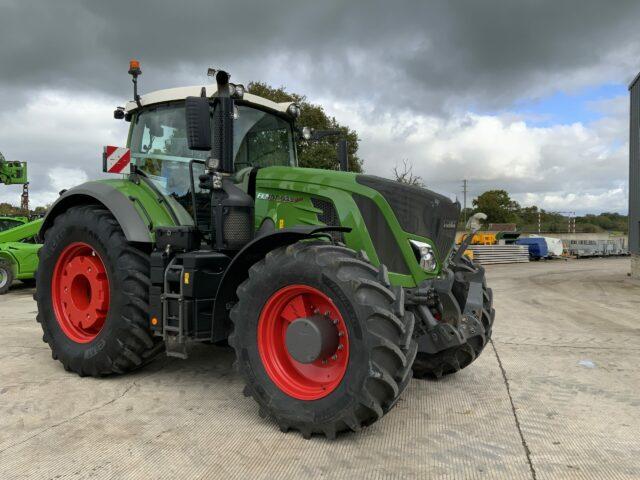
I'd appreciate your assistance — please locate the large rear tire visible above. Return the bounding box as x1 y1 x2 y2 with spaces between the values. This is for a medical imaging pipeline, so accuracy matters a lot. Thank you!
35 205 163 376
230 242 417 439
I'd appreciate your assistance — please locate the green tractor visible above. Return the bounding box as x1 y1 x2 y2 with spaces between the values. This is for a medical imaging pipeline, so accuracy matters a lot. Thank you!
35 62 494 438
0 154 41 293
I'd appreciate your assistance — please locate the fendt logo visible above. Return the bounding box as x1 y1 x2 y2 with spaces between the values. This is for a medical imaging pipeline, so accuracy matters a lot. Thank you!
102 146 131 174
256 192 303 203
442 220 457 230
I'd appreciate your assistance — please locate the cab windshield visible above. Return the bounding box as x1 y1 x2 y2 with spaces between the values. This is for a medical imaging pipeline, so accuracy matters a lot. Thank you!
129 103 296 197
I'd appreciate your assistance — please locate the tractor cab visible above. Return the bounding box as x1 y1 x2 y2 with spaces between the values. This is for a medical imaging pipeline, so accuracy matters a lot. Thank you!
122 73 300 243
125 85 298 191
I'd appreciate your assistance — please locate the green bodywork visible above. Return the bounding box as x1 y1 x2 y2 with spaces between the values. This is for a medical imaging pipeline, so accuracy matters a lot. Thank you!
39 97 448 291
80 167 440 288
253 167 437 287
84 178 191 241
0 218 42 281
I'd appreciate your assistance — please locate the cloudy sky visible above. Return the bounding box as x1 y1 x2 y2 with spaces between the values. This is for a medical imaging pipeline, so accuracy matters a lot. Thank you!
0 0 637 213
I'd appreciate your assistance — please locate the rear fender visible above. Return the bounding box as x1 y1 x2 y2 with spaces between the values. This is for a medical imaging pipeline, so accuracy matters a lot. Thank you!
40 181 162 243
211 225 351 341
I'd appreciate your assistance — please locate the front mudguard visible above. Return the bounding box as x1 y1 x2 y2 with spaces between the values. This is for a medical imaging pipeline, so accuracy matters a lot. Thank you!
408 259 491 355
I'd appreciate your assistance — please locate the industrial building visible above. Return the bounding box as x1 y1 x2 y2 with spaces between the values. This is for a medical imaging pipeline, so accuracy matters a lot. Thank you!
629 72 640 278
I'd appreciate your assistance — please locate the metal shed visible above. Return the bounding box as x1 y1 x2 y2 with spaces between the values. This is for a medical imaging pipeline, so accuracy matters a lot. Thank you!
629 72 640 278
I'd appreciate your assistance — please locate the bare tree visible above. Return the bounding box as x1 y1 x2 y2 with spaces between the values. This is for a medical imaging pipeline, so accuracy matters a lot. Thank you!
393 159 424 187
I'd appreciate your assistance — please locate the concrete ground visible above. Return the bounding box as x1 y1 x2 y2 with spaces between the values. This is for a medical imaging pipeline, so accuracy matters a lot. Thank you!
0 257 638 479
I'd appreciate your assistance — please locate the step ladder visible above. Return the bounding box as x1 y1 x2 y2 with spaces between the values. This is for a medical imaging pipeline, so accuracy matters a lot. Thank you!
162 260 188 359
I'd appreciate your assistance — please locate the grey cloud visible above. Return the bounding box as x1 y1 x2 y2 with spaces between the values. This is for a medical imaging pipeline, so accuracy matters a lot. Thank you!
2 1 640 113
0 1 636 213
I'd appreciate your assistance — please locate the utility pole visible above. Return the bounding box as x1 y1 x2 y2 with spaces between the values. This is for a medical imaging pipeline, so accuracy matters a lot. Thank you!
462 179 468 225
557 211 576 234
538 211 541 234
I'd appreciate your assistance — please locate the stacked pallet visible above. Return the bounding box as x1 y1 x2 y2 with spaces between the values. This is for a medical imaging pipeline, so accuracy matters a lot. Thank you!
467 245 530 265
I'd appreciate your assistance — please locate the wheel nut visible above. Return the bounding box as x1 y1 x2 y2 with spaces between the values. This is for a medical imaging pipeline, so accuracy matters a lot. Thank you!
338 344 343 350
331 354 337 361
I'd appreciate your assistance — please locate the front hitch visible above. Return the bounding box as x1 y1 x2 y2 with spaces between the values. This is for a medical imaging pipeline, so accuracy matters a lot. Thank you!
406 256 489 356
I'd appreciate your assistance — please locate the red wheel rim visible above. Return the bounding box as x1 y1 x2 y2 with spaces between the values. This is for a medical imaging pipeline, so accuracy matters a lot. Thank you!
51 242 110 343
257 285 350 400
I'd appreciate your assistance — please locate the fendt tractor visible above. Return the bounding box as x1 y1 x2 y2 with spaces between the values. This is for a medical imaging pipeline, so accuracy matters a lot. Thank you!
35 61 494 438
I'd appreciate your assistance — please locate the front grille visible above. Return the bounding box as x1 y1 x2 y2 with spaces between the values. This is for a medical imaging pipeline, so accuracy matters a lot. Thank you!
356 175 460 263
353 194 410 274
311 197 344 242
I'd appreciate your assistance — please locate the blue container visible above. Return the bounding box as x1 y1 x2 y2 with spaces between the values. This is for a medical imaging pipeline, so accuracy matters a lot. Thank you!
516 238 549 259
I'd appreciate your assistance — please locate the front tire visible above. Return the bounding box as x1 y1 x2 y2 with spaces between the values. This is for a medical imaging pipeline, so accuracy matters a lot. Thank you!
35 205 163 376
230 242 417 439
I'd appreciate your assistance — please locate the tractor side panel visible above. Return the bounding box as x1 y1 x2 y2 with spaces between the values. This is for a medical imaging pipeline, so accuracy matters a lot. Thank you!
254 167 439 288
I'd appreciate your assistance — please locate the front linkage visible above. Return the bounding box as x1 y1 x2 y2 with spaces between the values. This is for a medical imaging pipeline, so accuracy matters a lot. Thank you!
407 254 495 378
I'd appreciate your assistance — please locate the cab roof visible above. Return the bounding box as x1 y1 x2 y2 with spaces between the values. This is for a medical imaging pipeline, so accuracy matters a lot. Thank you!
124 84 295 115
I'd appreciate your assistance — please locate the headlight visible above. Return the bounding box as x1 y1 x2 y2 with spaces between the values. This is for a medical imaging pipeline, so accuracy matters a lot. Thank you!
228 83 245 99
409 240 437 272
287 104 301 118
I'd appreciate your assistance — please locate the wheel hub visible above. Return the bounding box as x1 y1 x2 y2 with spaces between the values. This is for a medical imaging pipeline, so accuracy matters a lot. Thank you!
257 284 349 400
52 243 110 343
285 315 340 364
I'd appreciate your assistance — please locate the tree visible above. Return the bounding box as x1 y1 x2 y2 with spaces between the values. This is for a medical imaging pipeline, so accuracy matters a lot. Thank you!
472 190 520 224
392 159 423 186
247 82 363 172
0 202 23 216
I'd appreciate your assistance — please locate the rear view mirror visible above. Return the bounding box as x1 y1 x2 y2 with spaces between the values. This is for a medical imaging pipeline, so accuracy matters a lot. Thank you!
185 96 211 151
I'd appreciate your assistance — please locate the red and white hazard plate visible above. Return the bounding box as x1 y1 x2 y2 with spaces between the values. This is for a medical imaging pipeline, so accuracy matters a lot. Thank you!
102 146 131 174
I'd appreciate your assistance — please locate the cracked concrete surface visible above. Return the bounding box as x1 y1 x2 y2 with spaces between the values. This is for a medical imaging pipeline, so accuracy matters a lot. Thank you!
0 257 638 479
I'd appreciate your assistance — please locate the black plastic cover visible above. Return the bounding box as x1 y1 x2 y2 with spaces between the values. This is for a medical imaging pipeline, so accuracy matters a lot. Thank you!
177 251 231 298
353 194 410 274
155 226 200 251
356 175 460 263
